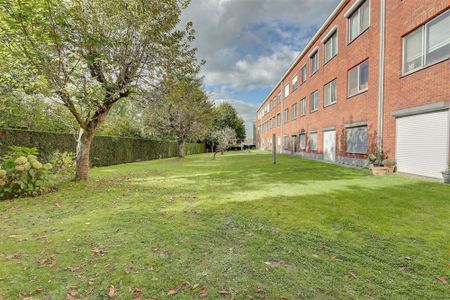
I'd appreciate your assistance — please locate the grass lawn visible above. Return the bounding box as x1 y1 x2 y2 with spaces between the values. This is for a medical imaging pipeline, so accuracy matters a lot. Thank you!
1 151 449 299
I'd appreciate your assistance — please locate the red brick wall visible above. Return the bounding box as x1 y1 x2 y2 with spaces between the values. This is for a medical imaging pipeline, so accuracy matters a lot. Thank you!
256 0 449 162
383 0 450 159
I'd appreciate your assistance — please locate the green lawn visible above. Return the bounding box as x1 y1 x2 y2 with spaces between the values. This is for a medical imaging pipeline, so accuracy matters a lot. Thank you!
1 152 449 299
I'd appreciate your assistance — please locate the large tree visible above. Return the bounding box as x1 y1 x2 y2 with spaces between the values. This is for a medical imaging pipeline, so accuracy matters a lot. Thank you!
205 102 246 151
144 78 213 157
0 0 197 180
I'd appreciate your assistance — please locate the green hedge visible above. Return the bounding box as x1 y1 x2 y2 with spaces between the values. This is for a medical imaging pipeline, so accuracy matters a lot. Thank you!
0 128 205 167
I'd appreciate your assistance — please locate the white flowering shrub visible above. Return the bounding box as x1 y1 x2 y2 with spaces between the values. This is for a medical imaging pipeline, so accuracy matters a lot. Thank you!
0 147 53 199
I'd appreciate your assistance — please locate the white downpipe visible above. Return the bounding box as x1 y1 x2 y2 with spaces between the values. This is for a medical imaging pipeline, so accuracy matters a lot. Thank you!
377 0 386 157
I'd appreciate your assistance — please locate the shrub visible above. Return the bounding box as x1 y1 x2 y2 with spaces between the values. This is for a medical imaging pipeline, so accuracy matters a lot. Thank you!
0 147 53 199
47 150 76 181
382 159 396 167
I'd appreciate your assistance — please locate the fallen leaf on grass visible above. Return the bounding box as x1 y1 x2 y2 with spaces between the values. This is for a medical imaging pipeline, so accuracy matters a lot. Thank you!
2 252 23 260
330 255 337 260
218 290 229 295
346 271 357 279
37 255 56 268
54 202 61 208
192 283 199 289
65 266 80 272
398 266 406 271
109 285 115 298
436 276 448 285
132 288 142 300
65 288 79 300
167 283 185 296
92 245 107 256
264 259 286 266
371 234 377 240
280 297 289 300
199 287 208 298
311 254 319 258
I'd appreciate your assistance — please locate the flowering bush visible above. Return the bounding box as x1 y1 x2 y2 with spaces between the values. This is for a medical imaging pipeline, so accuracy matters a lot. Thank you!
0 147 53 199
47 150 75 180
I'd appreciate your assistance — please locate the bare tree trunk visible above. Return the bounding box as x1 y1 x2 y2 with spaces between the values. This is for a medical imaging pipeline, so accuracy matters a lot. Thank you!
75 128 94 181
178 137 185 158
213 151 217 160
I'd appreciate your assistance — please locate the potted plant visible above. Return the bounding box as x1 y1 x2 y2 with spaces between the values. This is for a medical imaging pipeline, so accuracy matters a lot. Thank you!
382 159 396 173
365 152 389 176
442 164 450 184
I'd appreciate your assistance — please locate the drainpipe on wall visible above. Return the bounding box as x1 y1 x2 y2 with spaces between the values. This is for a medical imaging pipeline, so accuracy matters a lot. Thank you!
377 0 386 161
280 81 284 153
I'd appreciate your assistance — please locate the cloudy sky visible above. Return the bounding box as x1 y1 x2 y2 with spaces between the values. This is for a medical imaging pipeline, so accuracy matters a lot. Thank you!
181 0 340 139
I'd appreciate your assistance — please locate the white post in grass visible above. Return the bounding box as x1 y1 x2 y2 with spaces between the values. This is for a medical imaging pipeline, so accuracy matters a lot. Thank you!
272 133 277 164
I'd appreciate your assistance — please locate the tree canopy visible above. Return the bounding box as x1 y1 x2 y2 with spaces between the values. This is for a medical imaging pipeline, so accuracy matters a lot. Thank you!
0 0 198 179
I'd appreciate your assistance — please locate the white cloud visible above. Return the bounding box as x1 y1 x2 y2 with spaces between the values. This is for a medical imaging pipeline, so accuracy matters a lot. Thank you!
182 0 340 89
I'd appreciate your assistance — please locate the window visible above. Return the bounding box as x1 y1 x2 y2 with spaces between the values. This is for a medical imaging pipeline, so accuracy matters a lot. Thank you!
346 126 368 154
403 9 450 74
300 98 306 116
310 91 318 112
324 30 338 62
300 64 307 83
277 113 281 126
278 92 282 104
291 103 298 120
310 51 318 74
277 136 281 146
284 108 289 123
292 75 298 91
284 84 290 98
309 132 318 151
283 135 288 150
324 79 337 106
348 59 368 96
300 133 306 150
348 0 370 42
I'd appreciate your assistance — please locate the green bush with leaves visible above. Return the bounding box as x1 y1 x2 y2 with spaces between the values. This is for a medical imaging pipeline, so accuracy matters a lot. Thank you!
47 150 75 181
0 147 53 199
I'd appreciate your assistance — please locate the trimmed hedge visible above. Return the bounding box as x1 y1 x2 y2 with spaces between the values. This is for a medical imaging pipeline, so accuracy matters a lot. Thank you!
0 128 205 167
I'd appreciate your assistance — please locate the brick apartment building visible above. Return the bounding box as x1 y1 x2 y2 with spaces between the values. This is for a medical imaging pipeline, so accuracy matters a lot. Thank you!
255 0 449 179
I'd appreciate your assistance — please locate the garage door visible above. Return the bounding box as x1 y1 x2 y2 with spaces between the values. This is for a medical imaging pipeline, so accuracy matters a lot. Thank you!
396 110 449 178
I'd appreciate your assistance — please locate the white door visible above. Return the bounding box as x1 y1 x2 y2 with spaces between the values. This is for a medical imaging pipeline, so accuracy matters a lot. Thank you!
323 130 336 161
396 110 449 178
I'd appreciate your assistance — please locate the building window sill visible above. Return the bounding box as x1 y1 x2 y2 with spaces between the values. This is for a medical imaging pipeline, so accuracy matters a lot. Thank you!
400 57 449 78
324 101 337 108
347 88 368 99
347 27 370 46
324 54 337 66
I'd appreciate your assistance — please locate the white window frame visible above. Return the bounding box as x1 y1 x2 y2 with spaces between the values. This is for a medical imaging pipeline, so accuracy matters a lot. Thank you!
324 79 337 107
292 75 298 91
309 50 319 75
310 90 319 112
299 133 306 150
284 108 289 123
348 59 369 97
402 9 450 75
291 103 297 120
277 113 281 126
323 29 338 63
284 84 290 98
283 135 288 150
346 0 370 43
309 132 318 151
300 64 307 83
346 125 368 154
300 98 306 116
